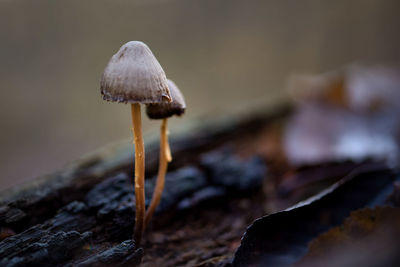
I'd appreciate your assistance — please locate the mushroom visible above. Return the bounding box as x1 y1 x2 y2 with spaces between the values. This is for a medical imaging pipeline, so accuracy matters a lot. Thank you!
100 41 171 245
144 79 186 226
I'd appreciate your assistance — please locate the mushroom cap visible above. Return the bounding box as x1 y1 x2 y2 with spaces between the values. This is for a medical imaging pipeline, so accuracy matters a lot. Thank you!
100 41 171 104
146 79 186 119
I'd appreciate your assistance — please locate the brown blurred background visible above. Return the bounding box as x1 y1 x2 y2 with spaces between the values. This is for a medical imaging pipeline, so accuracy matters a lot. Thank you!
0 0 399 190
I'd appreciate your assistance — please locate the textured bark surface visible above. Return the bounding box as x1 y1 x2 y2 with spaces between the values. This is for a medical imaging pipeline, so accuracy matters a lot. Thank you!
0 107 289 267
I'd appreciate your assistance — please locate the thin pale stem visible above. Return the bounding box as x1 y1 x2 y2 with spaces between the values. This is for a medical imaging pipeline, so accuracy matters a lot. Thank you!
145 118 169 227
131 103 145 245
165 126 172 163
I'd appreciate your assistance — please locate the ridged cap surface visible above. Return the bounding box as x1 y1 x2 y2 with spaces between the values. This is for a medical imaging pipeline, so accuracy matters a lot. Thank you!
100 41 171 103
146 79 186 119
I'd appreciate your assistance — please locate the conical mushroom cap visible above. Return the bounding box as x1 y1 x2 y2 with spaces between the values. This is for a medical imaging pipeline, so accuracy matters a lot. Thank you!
100 41 171 104
146 79 186 119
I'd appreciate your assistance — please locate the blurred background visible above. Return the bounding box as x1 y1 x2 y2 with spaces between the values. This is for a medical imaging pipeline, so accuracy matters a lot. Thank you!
0 0 399 190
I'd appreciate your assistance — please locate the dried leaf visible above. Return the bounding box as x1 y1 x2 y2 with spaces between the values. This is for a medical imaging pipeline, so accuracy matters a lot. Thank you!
232 164 396 267
296 207 400 267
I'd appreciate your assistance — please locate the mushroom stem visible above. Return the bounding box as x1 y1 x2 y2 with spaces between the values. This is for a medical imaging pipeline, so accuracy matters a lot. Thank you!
145 118 170 227
131 103 145 245
165 124 172 163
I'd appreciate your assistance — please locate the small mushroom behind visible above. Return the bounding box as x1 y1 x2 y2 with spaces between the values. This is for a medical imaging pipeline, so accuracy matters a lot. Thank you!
100 41 171 246
145 79 186 226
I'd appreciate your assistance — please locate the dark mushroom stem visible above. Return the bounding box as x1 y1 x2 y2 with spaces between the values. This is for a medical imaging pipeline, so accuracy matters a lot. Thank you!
145 118 171 226
131 103 145 245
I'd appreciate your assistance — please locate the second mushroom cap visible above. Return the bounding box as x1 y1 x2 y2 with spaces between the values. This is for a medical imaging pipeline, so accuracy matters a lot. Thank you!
146 79 186 119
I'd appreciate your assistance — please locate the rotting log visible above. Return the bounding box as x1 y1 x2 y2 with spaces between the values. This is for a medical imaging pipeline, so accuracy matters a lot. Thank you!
0 106 290 267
